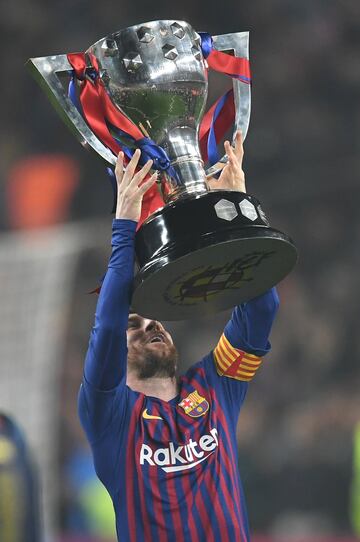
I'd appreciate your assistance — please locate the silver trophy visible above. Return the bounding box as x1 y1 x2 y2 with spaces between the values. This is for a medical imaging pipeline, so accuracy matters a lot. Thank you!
27 20 297 320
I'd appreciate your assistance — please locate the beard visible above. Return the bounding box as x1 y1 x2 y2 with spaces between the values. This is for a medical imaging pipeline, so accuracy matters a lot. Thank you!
127 341 178 380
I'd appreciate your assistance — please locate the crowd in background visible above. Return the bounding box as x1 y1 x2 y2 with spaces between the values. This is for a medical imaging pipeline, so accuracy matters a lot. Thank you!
1 0 360 538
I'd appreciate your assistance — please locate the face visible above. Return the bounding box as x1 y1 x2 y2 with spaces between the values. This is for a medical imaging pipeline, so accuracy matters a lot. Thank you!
126 314 178 380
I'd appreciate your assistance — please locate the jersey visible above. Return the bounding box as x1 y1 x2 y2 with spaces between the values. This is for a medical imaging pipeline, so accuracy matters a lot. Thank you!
78 219 279 542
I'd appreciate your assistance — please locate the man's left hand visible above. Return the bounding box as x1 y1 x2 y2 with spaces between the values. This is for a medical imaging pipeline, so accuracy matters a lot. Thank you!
206 130 246 193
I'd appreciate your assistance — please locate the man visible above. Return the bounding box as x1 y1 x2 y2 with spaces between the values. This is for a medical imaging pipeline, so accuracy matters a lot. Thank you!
78 132 279 541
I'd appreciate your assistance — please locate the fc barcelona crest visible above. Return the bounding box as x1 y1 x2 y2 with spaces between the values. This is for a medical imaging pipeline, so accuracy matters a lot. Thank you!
178 390 209 418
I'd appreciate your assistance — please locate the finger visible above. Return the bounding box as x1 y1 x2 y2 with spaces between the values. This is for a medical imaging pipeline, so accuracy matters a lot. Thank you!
115 152 124 184
123 148 141 185
129 159 154 187
234 130 244 163
224 140 239 167
138 172 158 195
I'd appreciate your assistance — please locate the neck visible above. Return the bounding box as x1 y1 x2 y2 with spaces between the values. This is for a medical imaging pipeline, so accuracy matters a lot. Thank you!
127 373 179 402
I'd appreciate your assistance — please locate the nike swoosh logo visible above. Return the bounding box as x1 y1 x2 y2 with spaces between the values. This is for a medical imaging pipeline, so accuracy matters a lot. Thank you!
142 409 163 420
162 450 215 473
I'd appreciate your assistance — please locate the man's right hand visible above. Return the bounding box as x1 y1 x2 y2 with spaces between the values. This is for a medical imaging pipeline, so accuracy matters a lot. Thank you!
115 149 157 222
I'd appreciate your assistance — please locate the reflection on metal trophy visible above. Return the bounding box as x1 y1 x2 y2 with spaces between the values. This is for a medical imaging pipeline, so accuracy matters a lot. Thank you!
27 20 297 320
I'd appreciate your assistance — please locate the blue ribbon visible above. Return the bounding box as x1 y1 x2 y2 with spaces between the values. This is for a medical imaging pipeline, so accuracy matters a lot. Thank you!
68 72 82 114
110 124 180 181
199 32 213 59
198 34 231 165
137 137 171 171
207 90 231 166
108 128 180 212
229 73 252 84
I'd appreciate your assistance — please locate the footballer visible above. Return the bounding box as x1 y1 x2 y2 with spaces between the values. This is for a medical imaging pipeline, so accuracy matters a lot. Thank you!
79 132 279 541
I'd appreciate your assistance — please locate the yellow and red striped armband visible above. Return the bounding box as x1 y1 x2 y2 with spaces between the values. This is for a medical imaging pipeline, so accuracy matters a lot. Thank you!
213 333 262 382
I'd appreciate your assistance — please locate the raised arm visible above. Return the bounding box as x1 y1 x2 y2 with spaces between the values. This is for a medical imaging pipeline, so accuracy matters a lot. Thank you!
79 151 157 440
84 150 157 389
205 132 279 411
223 287 279 355
207 130 279 356
83 219 136 390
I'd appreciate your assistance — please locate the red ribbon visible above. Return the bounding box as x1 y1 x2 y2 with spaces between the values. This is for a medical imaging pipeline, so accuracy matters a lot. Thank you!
67 52 165 228
67 53 144 152
199 89 235 163
198 48 251 165
206 49 251 81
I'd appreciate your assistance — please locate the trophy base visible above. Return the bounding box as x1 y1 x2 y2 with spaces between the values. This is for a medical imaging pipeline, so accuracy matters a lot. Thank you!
132 191 297 321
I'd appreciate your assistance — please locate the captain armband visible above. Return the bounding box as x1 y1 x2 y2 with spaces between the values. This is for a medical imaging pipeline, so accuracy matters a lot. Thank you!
213 333 262 382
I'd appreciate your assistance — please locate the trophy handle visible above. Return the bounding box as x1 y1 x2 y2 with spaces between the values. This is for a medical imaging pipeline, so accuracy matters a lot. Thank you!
205 31 251 179
26 55 116 166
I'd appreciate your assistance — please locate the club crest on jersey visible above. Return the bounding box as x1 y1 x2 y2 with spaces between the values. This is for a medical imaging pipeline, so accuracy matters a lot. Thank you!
178 390 209 418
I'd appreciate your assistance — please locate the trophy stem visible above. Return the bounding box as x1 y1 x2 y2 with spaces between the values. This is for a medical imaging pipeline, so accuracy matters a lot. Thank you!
166 159 208 201
164 126 208 201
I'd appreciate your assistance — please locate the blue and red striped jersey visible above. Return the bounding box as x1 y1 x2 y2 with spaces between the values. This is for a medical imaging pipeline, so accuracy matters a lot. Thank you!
78 219 279 542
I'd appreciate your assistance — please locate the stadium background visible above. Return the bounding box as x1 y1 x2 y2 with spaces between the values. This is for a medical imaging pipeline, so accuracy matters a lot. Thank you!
0 0 360 540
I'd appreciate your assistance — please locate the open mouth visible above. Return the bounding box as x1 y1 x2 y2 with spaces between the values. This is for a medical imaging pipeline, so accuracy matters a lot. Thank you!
148 333 166 344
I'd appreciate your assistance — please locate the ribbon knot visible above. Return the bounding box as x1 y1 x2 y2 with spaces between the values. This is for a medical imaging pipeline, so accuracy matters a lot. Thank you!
67 53 87 80
137 138 171 171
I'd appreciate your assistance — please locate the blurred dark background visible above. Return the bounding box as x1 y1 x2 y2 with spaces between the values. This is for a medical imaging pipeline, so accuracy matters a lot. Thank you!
0 0 360 539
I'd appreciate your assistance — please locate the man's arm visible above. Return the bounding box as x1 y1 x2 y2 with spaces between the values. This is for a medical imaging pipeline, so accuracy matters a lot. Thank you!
79 151 157 443
205 132 279 410
213 287 279 376
83 219 136 390
202 288 279 419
